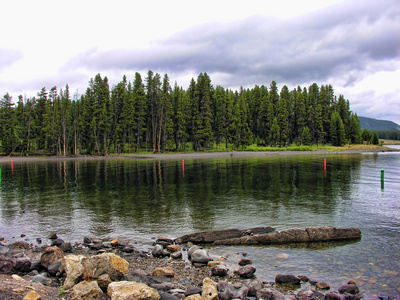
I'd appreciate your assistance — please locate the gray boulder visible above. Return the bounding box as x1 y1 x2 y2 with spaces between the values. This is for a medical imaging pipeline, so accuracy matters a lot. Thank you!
47 259 62 276
275 274 301 285
51 238 65 246
32 274 50 285
190 249 212 264
187 245 201 258
217 281 232 300
13 258 31 273
338 284 360 295
59 242 73 252
238 258 252 266
247 281 263 297
237 265 256 278
256 288 286 300
152 244 164 258
71 280 103 300
211 265 229 277
170 251 182 259
227 282 249 300
323 292 342 300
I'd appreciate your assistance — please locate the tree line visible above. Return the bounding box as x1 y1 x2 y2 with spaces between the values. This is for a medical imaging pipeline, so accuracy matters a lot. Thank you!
0 71 364 156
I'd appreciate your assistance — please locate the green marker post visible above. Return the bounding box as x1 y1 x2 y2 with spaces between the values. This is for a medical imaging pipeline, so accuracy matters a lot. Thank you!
381 170 384 189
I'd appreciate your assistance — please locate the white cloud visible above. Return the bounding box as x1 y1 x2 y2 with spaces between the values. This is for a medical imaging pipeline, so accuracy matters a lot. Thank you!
0 0 399 124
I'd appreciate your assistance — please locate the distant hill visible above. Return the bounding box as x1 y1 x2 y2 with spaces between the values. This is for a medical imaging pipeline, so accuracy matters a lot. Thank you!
359 116 400 131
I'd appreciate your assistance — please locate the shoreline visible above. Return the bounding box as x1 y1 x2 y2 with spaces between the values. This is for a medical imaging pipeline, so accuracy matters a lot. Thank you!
0 233 372 300
0 147 398 162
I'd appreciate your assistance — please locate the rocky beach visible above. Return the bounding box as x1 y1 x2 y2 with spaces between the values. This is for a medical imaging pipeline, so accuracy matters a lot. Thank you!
0 227 380 300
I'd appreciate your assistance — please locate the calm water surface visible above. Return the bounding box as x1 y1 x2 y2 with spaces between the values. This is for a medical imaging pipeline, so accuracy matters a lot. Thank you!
0 148 399 297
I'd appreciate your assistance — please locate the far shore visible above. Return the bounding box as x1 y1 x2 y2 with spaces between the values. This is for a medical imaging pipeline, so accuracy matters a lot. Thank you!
0 147 398 162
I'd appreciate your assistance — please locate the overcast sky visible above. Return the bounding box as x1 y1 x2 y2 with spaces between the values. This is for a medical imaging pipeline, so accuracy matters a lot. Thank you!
1 0 399 124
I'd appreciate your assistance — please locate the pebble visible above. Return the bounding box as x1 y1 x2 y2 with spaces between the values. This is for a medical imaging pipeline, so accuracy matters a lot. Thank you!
238 258 252 266
316 282 331 290
47 232 57 240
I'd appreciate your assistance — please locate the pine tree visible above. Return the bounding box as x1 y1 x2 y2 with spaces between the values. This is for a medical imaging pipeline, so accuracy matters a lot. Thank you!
212 85 225 149
34 87 48 152
330 111 346 146
349 113 362 144
91 73 111 154
362 128 371 143
223 89 235 148
42 87 58 154
277 86 289 147
172 83 188 150
110 76 127 153
314 104 325 146
293 87 306 144
269 80 279 116
259 89 269 144
0 93 16 154
187 78 197 148
371 131 379 145
248 85 262 140
269 117 280 147
301 126 311 146
132 73 147 152
233 91 252 149
160 73 173 152
194 73 213 151
15 95 27 155
60 85 71 155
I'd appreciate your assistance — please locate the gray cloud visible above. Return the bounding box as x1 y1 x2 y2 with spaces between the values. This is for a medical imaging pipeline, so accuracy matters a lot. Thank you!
63 0 400 89
0 70 89 98
0 49 23 71
350 89 400 124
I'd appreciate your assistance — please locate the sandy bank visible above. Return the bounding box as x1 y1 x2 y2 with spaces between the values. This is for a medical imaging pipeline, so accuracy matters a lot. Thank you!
0 147 397 163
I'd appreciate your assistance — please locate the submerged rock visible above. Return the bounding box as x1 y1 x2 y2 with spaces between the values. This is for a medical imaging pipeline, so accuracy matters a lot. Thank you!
238 258 252 266
338 284 360 295
175 227 275 244
275 274 301 286
214 226 361 245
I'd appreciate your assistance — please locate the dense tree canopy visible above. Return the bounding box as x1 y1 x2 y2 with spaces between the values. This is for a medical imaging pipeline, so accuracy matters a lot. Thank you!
0 72 364 155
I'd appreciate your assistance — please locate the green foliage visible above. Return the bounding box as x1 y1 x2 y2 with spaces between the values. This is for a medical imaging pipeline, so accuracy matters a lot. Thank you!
0 72 362 155
330 111 346 146
361 128 371 143
370 131 380 145
0 93 16 154
301 126 312 145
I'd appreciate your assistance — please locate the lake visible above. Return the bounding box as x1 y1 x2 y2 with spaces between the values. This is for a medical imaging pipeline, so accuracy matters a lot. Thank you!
0 147 399 298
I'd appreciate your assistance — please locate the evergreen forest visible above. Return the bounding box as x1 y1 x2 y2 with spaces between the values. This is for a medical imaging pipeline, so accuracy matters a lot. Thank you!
0 71 365 156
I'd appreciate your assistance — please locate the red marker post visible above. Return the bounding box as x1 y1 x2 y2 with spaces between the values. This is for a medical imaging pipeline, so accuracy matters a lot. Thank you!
324 158 327 177
182 160 185 177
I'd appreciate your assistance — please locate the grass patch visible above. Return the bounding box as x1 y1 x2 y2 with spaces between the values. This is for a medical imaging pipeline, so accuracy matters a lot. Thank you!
381 139 400 145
